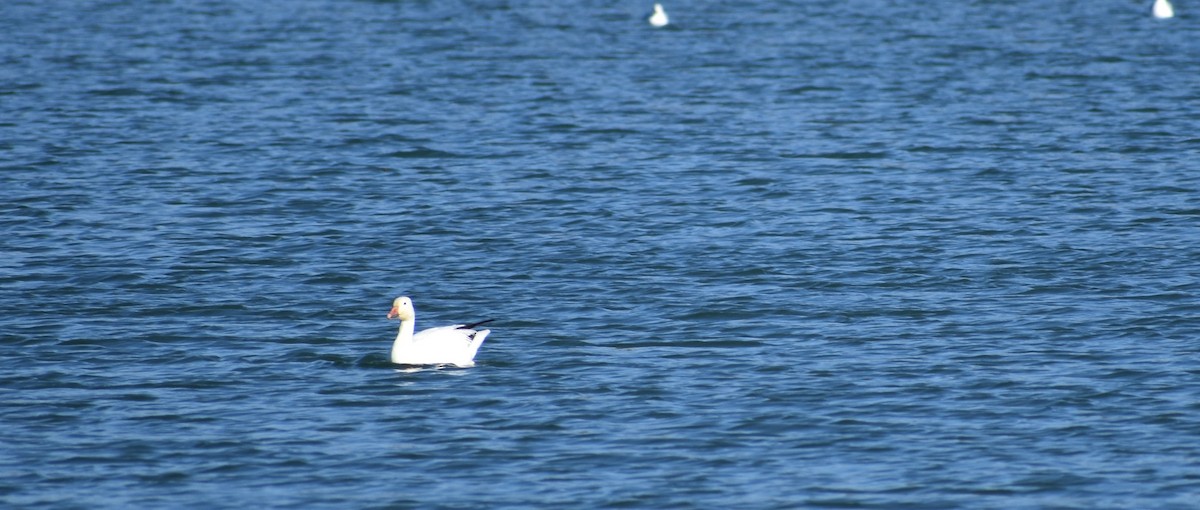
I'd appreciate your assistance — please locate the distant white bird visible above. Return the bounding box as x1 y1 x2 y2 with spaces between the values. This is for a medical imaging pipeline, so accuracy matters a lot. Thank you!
1154 0 1175 19
649 3 669 27
386 296 492 367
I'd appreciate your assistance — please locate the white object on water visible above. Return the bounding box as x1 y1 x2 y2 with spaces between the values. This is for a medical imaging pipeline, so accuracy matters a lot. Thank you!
649 3 669 27
386 296 491 367
1153 0 1175 19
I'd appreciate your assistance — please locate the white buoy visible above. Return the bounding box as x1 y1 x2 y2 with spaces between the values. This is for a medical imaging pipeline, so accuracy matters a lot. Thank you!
1153 0 1175 19
649 3 669 27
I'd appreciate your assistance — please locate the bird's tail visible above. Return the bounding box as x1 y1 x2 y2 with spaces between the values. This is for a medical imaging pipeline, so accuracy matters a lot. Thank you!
465 329 490 359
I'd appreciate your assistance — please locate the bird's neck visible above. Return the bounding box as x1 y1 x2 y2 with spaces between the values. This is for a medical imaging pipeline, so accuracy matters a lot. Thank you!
393 319 415 346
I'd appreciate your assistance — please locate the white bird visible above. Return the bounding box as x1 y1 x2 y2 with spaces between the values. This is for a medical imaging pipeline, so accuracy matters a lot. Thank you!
649 3 669 27
1154 0 1175 19
386 296 492 367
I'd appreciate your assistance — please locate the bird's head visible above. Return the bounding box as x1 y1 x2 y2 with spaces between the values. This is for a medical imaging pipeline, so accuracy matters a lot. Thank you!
387 296 415 321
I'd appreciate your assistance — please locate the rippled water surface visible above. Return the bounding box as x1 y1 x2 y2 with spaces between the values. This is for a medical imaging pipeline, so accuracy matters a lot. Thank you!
3 0 1200 508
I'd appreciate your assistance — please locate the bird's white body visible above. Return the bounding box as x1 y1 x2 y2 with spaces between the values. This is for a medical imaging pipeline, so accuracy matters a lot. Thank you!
387 297 490 367
649 3 669 27
1154 0 1175 19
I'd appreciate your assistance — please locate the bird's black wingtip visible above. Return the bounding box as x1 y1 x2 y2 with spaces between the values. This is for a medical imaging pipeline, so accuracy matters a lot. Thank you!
459 318 496 330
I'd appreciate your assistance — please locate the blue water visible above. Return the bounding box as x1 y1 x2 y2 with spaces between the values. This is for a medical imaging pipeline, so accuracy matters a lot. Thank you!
3 0 1200 507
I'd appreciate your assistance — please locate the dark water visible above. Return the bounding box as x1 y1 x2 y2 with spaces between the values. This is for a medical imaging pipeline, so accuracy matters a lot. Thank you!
3 0 1200 507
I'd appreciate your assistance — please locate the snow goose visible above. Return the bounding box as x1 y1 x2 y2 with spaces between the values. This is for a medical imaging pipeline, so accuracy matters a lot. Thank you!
1154 0 1175 19
386 296 492 367
649 3 669 27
